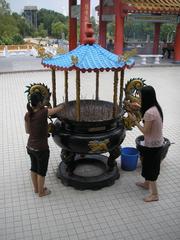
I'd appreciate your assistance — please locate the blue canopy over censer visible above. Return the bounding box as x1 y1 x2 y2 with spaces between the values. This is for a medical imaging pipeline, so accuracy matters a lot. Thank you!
41 23 136 121
42 43 135 72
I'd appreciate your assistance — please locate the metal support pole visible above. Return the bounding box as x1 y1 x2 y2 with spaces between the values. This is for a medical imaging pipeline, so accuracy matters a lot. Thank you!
113 70 118 118
52 68 57 107
119 69 125 108
64 70 68 103
76 70 80 121
95 71 99 100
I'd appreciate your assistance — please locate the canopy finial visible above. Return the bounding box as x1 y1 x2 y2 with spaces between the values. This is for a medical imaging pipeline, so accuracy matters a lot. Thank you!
83 23 96 45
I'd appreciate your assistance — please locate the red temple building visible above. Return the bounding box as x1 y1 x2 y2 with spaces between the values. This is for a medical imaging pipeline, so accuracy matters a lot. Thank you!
68 0 180 63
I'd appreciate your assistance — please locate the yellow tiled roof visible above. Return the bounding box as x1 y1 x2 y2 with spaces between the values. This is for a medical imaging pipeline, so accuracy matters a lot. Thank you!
122 0 180 14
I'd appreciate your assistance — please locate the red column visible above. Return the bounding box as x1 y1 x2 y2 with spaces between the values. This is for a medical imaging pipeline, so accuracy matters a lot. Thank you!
114 0 124 55
80 0 90 44
174 23 180 63
69 0 77 50
152 23 161 54
99 0 107 48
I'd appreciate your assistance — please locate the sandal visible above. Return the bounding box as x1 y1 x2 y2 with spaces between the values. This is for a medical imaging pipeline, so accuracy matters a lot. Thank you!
136 182 149 190
143 195 159 202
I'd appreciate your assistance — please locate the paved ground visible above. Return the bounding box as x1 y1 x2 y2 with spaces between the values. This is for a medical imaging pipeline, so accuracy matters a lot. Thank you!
0 56 45 73
0 59 180 240
0 55 177 73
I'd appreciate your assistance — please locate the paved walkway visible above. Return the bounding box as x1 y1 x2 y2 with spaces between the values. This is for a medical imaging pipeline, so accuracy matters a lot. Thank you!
0 60 180 240
0 55 178 73
0 56 45 73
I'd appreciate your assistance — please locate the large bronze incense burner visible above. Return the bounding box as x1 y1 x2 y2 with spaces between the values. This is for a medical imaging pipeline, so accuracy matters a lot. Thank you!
40 23 139 189
54 100 124 157
55 100 122 133
51 99 126 189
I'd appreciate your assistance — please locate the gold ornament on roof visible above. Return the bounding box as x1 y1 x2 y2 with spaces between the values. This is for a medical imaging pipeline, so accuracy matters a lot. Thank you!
71 55 79 65
118 48 137 62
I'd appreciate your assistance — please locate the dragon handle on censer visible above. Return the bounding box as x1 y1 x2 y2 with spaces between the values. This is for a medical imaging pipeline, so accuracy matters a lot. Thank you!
25 83 52 107
122 78 146 130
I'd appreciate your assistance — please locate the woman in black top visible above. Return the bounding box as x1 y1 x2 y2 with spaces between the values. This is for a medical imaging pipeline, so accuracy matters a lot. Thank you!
25 92 63 197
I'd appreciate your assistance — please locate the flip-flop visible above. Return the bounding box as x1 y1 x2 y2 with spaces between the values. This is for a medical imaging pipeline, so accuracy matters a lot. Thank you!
136 182 149 190
143 195 159 202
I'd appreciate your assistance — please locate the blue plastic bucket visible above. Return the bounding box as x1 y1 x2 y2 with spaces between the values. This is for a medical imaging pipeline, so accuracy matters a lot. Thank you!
121 147 139 171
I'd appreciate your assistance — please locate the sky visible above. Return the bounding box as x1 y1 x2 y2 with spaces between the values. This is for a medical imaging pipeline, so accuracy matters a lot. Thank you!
7 0 99 16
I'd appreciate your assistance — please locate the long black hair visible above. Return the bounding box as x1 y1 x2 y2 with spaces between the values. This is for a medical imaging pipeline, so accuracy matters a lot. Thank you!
140 85 163 122
27 92 44 117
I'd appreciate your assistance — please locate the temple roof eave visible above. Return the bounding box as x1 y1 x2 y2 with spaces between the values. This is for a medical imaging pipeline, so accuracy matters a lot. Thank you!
42 64 135 73
95 0 180 15
42 44 135 72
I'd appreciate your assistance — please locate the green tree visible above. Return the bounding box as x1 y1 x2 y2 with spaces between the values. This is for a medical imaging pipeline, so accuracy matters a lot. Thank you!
38 23 48 38
12 34 24 44
0 1 26 44
51 21 67 39
0 0 10 15
37 8 67 35
124 19 134 41
0 15 19 38
124 21 153 41
12 13 31 37
0 36 13 44
107 22 115 38
160 24 176 42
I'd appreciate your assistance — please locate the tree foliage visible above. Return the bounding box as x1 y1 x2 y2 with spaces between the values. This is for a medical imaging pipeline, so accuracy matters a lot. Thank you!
160 24 176 42
107 22 115 38
0 0 177 46
0 0 30 44
0 0 10 15
0 1 69 44
37 8 68 35
51 21 67 38
38 23 48 38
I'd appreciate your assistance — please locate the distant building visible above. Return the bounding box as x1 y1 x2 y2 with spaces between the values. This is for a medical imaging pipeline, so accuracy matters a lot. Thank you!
23 6 38 29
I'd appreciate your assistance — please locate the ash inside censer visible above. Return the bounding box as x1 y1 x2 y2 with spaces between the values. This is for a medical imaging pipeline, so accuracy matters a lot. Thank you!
56 100 120 122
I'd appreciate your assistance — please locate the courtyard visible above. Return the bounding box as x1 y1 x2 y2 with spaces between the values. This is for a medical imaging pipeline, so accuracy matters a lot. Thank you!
0 61 180 240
